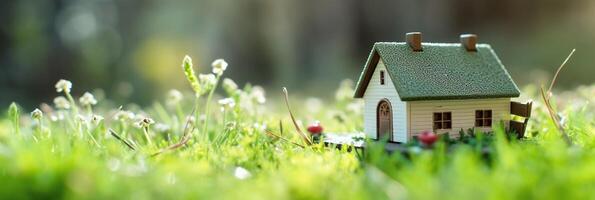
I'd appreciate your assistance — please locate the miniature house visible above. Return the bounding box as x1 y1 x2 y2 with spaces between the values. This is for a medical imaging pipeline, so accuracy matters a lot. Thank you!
354 32 521 143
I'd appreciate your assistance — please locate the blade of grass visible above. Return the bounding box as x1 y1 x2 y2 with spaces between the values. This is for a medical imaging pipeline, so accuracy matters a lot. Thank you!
265 130 305 148
109 129 136 150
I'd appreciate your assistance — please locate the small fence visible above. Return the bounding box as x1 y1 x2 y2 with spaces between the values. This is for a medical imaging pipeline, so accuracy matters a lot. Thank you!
510 101 533 138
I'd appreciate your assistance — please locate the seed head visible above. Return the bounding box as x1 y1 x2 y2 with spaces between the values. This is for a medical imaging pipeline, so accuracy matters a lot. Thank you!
182 55 201 96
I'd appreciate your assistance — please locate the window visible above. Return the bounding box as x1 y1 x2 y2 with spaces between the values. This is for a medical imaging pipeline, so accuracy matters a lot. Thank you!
475 110 492 127
433 112 452 130
380 70 385 85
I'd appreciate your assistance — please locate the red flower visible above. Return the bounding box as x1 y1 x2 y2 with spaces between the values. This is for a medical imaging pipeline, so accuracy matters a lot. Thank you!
307 121 323 135
418 130 438 146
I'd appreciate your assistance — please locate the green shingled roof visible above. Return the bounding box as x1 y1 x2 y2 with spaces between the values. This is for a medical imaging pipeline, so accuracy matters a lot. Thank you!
353 42 520 101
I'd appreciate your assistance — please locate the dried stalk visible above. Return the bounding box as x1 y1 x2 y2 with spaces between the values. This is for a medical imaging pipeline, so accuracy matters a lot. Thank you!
540 49 575 145
282 87 313 145
265 130 305 148
151 108 196 157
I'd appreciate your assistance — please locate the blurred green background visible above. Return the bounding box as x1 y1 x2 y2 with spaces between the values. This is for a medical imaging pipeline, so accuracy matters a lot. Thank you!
1 0 594 109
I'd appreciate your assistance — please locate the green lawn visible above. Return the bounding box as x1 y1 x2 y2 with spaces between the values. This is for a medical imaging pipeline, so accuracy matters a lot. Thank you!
0 57 593 199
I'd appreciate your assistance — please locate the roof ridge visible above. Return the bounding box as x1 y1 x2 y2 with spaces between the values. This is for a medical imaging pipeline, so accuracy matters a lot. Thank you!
374 42 492 47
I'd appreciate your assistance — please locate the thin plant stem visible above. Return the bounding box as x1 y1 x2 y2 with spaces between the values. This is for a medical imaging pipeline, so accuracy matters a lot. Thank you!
143 127 153 146
202 74 222 141
86 128 101 147
194 96 201 137
36 118 42 140
548 49 576 93
86 105 92 115
64 92 79 116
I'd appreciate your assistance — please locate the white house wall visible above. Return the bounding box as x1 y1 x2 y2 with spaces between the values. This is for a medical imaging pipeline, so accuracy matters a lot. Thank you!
363 60 408 142
408 98 511 137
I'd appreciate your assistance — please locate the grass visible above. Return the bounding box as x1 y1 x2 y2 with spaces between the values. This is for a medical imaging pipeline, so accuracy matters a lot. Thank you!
0 55 593 199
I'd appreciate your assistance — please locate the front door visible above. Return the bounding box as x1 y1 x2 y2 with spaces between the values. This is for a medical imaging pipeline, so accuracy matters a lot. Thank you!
377 99 392 141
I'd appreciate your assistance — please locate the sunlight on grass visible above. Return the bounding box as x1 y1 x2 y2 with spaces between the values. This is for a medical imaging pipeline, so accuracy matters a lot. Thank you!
0 55 593 199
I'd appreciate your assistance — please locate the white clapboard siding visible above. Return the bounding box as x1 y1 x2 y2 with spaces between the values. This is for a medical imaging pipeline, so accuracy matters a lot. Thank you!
408 98 511 137
363 60 408 142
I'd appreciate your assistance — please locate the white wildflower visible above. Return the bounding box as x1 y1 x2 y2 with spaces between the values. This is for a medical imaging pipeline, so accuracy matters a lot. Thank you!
114 110 135 121
155 123 171 133
50 112 65 121
55 79 72 93
253 123 266 131
79 92 98 106
347 101 364 114
233 167 251 180
31 109 43 119
199 74 217 91
76 114 88 123
305 97 323 113
211 59 228 75
167 89 183 106
53 96 70 109
222 78 238 93
185 116 196 124
218 98 236 111
251 86 266 104
335 79 354 101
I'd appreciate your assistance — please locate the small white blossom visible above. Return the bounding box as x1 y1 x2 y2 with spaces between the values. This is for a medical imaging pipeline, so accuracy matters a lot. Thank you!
233 167 251 180
77 114 88 123
218 98 236 111
31 109 43 119
114 110 135 121
53 96 70 110
50 112 65 121
199 74 216 86
211 59 228 75
305 97 323 113
347 101 364 114
335 79 354 102
251 86 266 104
167 89 183 106
185 116 196 124
253 123 266 131
222 78 238 93
155 123 171 133
79 92 98 106
55 79 72 93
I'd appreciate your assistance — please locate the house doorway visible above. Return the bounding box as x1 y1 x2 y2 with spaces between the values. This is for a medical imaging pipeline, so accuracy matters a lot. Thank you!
377 99 392 141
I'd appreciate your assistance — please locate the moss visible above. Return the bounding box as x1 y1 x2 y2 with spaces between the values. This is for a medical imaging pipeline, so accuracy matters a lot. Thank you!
354 42 521 101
